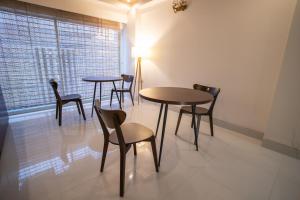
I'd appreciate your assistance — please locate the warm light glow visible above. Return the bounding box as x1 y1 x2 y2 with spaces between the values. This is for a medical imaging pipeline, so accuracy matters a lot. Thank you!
132 46 150 58
130 7 136 15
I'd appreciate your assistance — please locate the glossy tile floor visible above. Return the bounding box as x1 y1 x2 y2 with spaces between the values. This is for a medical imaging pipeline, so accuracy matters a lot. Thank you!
1 101 300 200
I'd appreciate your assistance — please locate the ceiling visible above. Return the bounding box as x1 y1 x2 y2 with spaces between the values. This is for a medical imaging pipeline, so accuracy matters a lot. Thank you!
118 0 140 5
99 0 153 7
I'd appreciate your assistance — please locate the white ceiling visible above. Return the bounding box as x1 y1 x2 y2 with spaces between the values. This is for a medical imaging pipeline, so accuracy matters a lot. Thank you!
99 0 152 6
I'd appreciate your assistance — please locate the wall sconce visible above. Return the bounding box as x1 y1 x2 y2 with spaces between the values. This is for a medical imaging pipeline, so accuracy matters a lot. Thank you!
172 0 188 13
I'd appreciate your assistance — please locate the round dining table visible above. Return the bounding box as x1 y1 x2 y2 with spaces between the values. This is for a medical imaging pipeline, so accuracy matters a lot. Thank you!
139 87 213 166
82 76 123 116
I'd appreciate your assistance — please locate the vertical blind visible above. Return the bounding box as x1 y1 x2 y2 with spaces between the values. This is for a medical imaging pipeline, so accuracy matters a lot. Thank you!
0 0 122 113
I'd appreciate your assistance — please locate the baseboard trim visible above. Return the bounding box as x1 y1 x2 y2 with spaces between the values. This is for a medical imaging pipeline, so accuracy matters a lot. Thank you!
148 103 300 160
262 139 300 160
141 103 300 160
168 105 264 140
207 118 264 140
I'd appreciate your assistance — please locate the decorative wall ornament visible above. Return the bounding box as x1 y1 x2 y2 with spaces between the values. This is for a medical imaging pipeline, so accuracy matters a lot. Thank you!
172 0 188 13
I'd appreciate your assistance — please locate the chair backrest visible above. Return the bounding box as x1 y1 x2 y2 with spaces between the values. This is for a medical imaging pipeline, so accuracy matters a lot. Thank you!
193 84 221 113
94 100 127 144
121 74 134 90
49 79 61 101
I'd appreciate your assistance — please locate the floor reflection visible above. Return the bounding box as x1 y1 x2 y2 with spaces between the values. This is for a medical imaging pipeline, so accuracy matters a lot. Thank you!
1 102 299 200
18 146 104 189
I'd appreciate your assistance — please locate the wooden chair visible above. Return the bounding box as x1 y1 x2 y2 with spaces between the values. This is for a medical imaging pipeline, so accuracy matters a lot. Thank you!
94 100 158 197
110 74 134 106
175 84 220 141
49 79 86 126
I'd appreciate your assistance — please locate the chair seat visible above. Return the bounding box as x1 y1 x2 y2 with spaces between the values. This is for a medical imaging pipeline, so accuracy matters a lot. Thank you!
109 123 154 145
61 94 81 101
181 106 209 115
112 88 130 92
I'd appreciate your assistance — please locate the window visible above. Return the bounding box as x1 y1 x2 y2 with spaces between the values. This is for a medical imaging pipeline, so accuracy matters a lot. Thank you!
0 1 122 114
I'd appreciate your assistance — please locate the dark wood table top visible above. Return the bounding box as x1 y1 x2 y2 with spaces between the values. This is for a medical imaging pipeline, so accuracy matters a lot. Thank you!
139 87 214 105
82 76 122 82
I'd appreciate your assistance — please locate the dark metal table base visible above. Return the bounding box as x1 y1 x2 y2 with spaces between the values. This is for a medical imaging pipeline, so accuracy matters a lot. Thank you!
155 103 198 167
91 81 122 117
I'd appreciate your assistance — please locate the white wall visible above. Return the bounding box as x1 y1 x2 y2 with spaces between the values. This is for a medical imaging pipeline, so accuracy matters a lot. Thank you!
18 0 128 23
133 0 297 132
126 9 139 75
265 0 300 149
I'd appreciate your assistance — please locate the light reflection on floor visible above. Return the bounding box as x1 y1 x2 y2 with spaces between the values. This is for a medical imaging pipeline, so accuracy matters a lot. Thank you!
18 146 106 189
1 102 300 200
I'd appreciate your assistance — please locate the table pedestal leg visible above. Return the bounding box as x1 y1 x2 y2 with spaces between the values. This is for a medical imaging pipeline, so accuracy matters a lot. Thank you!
158 103 168 167
192 105 199 151
91 82 97 117
155 103 164 137
113 81 122 110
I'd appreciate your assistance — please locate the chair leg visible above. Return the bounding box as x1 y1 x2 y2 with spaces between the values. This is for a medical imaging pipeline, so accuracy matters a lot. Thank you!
133 143 137 156
129 91 134 106
122 92 124 103
110 90 113 106
150 137 159 172
55 102 58 119
119 149 126 197
175 110 183 135
76 102 81 115
100 140 109 172
58 104 62 126
209 114 214 136
78 100 86 120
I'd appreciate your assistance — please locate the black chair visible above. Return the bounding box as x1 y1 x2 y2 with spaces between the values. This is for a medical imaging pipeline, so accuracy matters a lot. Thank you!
49 79 86 126
110 74 134 106
175 84 220 141
94 100 158 197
